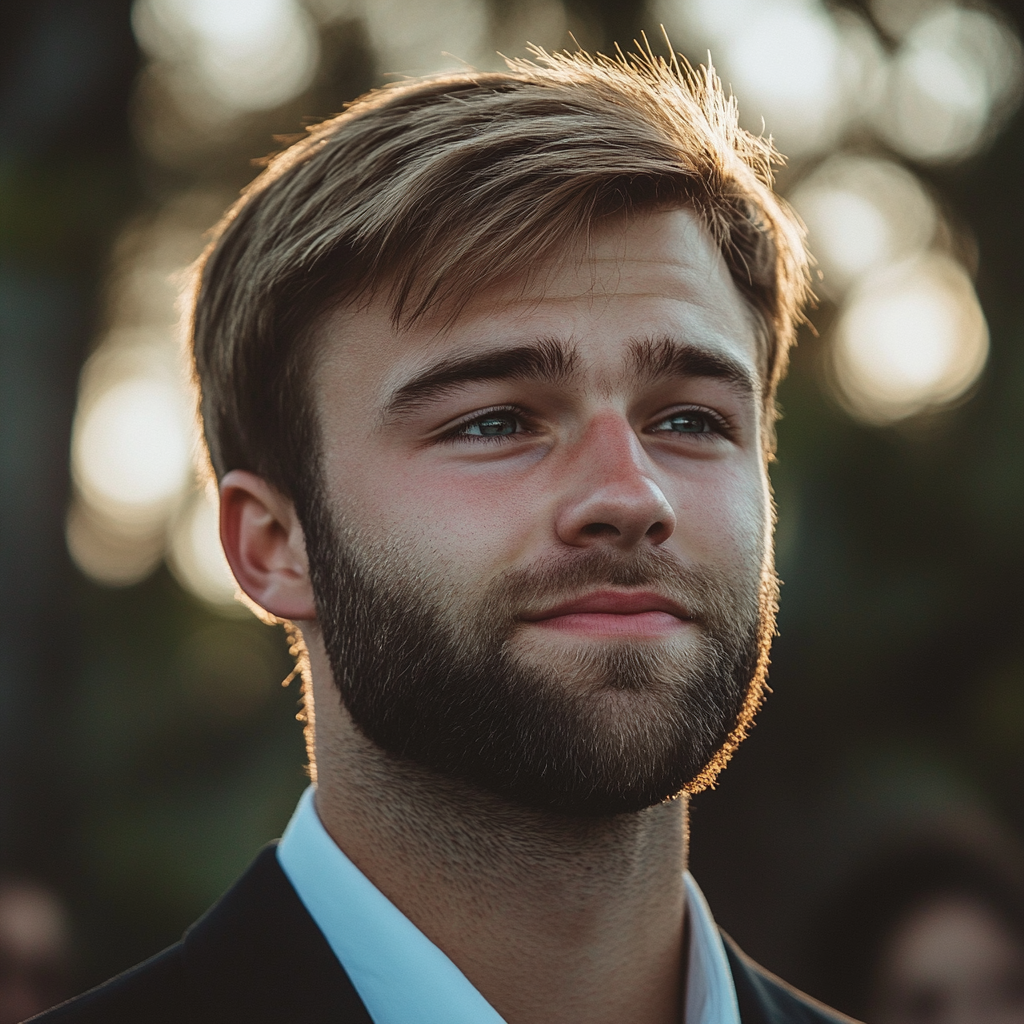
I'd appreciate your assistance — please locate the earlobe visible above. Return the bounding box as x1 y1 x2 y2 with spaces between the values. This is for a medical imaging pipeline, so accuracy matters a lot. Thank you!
219 470 318 622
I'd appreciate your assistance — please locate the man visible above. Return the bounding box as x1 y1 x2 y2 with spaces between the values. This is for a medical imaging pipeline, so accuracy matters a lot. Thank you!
35 47 856 1024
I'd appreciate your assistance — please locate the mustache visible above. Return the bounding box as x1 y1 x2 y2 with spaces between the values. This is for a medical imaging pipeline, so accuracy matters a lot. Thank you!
479 545 754 629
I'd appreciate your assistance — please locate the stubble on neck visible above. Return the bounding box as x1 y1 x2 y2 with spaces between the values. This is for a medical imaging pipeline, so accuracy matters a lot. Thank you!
307 633 689 1024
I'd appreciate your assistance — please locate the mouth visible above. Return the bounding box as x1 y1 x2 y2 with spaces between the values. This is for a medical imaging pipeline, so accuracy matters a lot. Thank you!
520 590 693 638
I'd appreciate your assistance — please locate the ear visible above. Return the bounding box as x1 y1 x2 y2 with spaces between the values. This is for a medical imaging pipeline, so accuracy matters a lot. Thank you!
219 470 317 622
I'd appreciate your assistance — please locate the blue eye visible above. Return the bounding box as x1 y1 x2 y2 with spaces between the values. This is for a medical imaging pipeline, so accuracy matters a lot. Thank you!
655 412 713 434
460 412 520 437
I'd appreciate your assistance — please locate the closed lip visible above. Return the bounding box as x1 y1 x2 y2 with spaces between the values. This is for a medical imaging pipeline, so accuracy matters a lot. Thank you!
521 590 692 621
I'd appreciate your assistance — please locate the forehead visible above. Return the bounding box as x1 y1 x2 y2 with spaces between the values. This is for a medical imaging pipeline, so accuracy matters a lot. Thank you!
517 208 749 318
315 208 761 398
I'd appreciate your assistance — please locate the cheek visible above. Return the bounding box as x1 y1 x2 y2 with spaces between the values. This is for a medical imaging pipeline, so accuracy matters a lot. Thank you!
341 456 550 566
328 437 770 573
665 461 769 565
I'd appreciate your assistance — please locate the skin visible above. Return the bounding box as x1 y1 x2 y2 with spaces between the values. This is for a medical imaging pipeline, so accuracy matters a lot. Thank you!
220 207 770 1024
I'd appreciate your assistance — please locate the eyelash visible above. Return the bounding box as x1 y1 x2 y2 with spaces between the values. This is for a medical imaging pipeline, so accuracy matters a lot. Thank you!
440 404 733 445
648 406 733 441
439 405 534 444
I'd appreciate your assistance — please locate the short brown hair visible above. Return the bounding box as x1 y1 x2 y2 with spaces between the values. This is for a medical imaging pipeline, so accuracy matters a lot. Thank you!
191 46 811 503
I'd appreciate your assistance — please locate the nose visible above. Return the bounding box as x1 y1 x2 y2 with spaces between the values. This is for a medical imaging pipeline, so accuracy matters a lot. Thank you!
554 412 676 550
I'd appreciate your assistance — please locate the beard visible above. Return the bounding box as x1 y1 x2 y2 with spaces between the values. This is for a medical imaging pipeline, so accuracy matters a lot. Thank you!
303 495 778 817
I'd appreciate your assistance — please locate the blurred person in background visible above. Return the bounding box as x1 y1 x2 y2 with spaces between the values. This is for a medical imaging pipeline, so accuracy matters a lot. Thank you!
804 833 1024 1024
33 44 856 1024
0 881 73 1024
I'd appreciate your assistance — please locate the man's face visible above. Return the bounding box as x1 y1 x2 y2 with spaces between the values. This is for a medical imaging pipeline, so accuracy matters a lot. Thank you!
304 207 777 815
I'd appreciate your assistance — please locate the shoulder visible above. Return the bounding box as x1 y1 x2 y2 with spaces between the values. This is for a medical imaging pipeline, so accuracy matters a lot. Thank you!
28 845 372 1024
723 933 863 1024
26 943 186 1023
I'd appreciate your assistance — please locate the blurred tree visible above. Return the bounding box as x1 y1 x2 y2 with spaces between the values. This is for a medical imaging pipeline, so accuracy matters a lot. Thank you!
0 0 140 903
0 0 1020 999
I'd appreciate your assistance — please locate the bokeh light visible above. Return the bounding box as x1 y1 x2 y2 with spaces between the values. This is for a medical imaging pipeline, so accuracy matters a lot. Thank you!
869 0 938 40
656 0 1017 426
830 253 989 424
72 376 192 515
719 4 846 156
873 5 1023 162
659 0 1021 163
167 490 240 609
65 201 218 600
791 155 937 297
656 0 885 158
132 0 319 116
67 345 194 586
65 498 167 587
359 0 492 74
64 0 1023 604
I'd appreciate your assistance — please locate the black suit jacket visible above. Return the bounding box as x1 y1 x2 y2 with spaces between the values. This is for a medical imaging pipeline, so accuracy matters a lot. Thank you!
31 846 858 1024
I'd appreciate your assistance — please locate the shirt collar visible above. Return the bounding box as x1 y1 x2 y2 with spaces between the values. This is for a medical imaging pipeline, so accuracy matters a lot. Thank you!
278 785 740 1024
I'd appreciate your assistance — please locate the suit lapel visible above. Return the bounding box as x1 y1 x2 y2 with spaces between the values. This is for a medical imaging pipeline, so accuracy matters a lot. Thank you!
722 933 862 1024
180 844 374 1023
723 938 773 1024
170 846 858 1024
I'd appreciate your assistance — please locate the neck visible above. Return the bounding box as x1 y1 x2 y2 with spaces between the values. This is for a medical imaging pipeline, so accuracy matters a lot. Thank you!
310 661 688 1024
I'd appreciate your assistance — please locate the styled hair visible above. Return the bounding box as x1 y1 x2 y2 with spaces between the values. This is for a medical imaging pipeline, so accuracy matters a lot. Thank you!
190 45 811 502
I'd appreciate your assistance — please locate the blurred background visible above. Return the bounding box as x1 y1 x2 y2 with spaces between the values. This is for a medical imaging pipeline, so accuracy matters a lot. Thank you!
0 0 1021 1018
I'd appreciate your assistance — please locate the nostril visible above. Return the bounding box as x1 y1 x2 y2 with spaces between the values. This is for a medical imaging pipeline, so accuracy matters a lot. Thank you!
646 521 670 542
581 522 620 538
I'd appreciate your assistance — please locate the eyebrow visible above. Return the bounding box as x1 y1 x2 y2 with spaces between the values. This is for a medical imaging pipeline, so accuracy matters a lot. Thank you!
629 336 759 398
381 337 579 422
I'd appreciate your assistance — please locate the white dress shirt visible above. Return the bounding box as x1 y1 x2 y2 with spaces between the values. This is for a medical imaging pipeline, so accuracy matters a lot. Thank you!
278 785 741 1024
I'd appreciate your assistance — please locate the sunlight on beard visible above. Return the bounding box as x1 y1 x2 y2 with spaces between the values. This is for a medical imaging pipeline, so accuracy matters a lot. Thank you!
309 508 773 812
